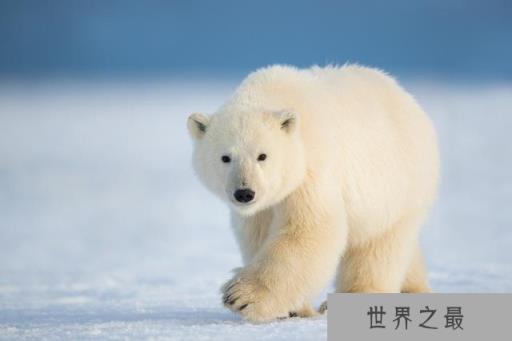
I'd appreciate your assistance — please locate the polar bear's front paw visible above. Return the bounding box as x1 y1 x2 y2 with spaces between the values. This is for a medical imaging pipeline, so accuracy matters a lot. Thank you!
221 271 289 322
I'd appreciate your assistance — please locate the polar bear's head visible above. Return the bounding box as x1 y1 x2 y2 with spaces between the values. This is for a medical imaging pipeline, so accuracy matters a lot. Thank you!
187 109 306 216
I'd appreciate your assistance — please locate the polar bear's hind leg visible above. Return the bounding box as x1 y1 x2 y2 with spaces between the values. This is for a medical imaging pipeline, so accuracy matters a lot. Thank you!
337 217 420 293
401 245 432 293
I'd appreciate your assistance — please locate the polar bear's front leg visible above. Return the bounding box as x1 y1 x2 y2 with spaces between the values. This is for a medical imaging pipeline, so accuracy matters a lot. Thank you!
222 180 347 322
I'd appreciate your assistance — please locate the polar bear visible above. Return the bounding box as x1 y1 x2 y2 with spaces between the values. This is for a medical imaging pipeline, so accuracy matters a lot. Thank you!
187 64 439 322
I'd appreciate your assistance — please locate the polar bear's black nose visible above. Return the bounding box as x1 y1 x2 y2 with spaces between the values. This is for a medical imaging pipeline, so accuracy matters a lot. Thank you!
234 189 255 203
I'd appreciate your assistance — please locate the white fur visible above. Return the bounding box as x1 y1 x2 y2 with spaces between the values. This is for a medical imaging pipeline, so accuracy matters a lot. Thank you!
187 64 439 322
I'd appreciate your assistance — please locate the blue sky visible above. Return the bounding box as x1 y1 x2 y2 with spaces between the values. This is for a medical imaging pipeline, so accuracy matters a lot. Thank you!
1 0 511 79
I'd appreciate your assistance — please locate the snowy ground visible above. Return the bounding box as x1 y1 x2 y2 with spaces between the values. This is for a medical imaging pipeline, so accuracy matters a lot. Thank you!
0 78 511 340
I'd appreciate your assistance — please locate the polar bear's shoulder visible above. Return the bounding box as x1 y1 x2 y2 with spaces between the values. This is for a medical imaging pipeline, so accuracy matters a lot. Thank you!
243 64 399 90
237 63 398 88
223 63 403 114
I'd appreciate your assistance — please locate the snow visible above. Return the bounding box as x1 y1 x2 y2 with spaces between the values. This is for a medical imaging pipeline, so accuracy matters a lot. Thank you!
0 78 511 340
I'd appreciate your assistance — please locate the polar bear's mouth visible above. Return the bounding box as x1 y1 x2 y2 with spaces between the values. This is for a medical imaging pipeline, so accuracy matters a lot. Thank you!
232 200 255 207
230 197 257 207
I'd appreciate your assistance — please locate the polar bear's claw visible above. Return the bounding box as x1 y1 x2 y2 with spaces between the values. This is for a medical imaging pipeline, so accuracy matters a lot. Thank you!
221 270 290 321
318 301 328 314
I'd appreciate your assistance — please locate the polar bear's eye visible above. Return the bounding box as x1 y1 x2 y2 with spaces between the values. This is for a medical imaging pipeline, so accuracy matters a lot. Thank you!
221 155 231 163
257 153 267 161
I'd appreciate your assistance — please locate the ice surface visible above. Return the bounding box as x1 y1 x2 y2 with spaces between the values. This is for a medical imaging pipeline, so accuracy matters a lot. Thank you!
0 79 511 340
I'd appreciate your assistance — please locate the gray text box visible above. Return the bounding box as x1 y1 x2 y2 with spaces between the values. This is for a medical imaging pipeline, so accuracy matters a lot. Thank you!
328 293 511 341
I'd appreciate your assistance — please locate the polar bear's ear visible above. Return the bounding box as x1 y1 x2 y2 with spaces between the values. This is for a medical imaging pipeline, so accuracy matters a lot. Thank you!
275 111 298 133
187 113 210 139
